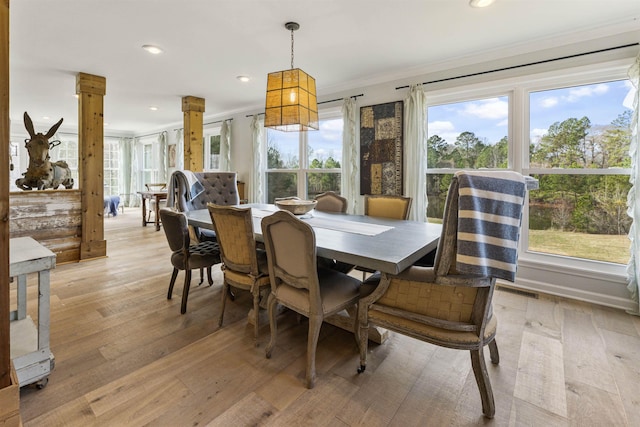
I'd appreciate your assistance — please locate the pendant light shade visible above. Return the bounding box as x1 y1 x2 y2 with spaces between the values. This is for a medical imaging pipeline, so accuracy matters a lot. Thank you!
264 22 319 132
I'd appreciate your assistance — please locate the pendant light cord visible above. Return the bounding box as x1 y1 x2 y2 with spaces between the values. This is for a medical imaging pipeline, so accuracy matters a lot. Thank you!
290 27 295 69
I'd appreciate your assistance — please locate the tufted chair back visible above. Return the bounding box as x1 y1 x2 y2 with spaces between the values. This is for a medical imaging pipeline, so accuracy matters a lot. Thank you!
173 171 240 213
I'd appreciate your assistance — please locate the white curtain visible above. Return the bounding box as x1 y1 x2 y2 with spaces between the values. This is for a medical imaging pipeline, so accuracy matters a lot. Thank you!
249 115 264 203
128 137 141 207
220 119 231 171
175 128 184 170
118 137 134 206
626 53 640 315
341 97 359 214
158 131 167 183
404 84 428 222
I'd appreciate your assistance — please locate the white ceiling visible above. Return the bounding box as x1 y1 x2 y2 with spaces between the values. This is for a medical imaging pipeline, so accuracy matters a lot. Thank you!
8 0 640 135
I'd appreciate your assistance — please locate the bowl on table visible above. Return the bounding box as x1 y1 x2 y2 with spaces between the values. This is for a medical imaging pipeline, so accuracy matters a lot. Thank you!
275 198 318 215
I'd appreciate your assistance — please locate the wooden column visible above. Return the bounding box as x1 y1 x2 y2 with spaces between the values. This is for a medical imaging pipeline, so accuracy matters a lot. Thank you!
76 72 106 260
182 96 204 172
0 0 10 391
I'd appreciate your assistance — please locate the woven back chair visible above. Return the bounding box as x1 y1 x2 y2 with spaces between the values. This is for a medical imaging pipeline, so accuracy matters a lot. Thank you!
364 194 412 220
357 172 528 418
159 208 221 314
261 210 362 388
207 204 270 342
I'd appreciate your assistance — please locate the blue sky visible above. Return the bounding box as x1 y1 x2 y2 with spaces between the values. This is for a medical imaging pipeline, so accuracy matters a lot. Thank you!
427 79 634 146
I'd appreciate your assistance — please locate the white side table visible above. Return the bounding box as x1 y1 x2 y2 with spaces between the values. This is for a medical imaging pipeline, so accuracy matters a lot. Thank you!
9 237 56 388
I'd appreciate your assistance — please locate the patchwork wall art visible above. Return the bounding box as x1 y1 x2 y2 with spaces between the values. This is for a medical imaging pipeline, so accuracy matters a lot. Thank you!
359 101 403 195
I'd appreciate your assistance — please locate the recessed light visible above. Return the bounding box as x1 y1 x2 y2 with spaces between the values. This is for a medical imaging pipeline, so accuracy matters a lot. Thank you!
237 75 250 82
149 106 158 111
469 0 495 7
142 44 163 55
42 116 50 120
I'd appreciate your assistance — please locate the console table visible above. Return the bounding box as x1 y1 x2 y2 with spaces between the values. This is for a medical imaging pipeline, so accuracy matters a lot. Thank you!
9 237 56 388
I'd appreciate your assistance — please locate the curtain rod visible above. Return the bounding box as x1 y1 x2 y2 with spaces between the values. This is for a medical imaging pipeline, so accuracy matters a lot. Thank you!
57 131 127 139
136 130 168 139
203 117 233 126
245 93 365 117
395 42 640 90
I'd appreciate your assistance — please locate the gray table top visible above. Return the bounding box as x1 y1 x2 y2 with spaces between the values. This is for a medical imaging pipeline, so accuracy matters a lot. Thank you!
185 204 441 275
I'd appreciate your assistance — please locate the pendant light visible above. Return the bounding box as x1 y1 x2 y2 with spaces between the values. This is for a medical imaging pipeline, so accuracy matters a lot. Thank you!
264 22 319 132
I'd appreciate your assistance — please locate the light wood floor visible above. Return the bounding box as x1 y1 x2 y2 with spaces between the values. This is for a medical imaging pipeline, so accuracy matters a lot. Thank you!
14 208 640 426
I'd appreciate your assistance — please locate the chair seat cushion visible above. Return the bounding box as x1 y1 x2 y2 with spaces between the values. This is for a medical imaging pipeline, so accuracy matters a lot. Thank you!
369 309 497 346
171 241 221 270
276 267 361 315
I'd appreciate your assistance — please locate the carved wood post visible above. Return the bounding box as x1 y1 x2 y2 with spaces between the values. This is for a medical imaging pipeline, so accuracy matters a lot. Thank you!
182 96 205 172
76 72 106 260
0 0 10 390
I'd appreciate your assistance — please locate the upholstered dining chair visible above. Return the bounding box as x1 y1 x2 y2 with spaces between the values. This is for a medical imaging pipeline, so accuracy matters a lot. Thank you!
159 208 221 314
314 191 354 274
354 194 413 279
314 191 348 213
261 210 362 388
356 171 528 418
207 203 271 342
169 170 240 243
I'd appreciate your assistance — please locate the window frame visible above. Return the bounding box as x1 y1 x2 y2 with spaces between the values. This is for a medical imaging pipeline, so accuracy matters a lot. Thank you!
203 125 222 171
424 58 633 277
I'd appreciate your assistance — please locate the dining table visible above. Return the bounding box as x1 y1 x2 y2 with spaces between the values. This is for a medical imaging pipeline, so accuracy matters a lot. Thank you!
137 190 168 231
185 203 442 343
185 203 442 275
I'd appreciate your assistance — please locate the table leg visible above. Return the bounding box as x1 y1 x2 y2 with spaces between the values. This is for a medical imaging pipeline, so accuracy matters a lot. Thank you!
141 197 147 227
154 195 161 231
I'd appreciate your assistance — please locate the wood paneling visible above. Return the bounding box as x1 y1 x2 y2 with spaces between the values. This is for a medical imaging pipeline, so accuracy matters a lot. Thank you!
9 190 82 264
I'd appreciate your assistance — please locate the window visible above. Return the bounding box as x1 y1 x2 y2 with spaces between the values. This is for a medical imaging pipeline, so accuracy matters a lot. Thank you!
265 112 343 203
204 131 221 170
140 138 159 186
104 137 119 196
426 69 632 267
526 81 632 264
426 95 509 222
52 134 78 187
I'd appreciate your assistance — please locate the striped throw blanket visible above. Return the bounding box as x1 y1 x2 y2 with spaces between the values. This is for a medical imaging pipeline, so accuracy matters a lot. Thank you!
166 170 204 208
455 171 526 282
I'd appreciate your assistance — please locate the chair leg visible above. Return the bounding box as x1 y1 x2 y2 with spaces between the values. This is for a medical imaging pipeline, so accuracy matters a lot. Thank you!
357 306 369 373
180 269 192 314
207 266 213 286
218 280 228 327
199 268 204 285
470 348 496 418
167 268 179 299
252 287 261 345
305 314 323 389
265 293 277 359
489 339 500 365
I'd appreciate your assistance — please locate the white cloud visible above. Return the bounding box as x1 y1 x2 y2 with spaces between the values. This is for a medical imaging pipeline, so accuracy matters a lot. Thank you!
540 97 558 108
461 98 508 120
566 83 609 102
427 120 459 143
530 128 547 144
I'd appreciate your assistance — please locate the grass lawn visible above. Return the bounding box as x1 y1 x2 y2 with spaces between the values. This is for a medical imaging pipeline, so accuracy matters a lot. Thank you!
528 229 629 265
428 218 629 265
